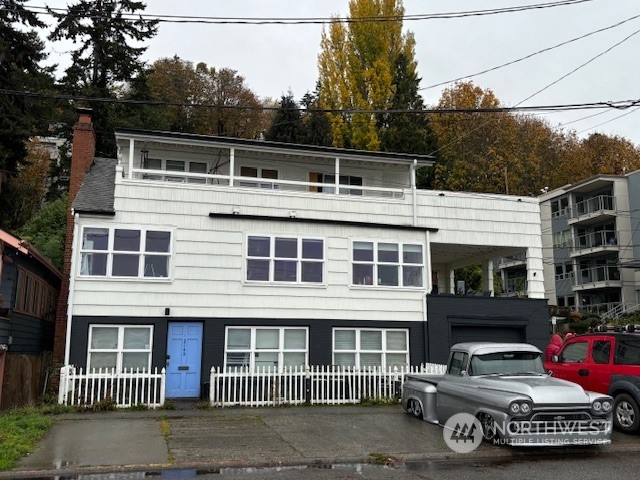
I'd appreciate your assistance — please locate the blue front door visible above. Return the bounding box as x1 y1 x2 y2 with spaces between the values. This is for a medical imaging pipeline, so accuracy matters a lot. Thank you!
166 322 203 398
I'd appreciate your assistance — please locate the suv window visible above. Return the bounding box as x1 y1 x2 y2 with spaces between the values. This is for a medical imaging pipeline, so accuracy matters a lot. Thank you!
591 340 611 364
559 341 587 363
614 337 640 365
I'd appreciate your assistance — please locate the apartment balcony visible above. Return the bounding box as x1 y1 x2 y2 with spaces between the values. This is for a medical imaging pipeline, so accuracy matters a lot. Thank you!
570 230 619 258
568 195 616 225
573 265 621 291
498 253 527 269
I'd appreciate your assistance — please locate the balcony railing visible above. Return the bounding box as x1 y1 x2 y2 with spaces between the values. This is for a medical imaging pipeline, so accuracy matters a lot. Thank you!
569 195 615 220
572 230 618 253
575 265 620 287
128 168 406 199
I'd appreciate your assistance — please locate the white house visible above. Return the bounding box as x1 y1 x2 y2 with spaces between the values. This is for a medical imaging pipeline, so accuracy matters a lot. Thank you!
55 110 547 400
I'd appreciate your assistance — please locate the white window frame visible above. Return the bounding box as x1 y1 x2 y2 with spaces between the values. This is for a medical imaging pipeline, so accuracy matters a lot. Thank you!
351 240 424 288
239 166 279 189
79 226 173 280
87 324 153 372
245 234 325 285
224 326 309 371
332 328 409 370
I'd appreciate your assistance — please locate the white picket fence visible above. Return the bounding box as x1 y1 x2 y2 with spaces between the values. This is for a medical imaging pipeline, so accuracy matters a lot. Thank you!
58 365 166 409
208 364 446 408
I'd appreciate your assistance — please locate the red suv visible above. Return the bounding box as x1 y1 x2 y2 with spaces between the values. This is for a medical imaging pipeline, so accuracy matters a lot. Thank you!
545 331 640 433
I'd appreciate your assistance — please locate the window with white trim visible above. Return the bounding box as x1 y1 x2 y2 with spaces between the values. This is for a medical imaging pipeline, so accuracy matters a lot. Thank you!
225 327 308 370
352 241 423 287
333 328 409 369
246 235 324 283
317 173 363 195
80 227 172 278
87 325 153 372
239 166 279 189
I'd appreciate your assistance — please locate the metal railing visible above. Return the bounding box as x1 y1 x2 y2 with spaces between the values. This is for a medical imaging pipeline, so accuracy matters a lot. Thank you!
573 230 618 252
576 265 620 286
570 195 615 219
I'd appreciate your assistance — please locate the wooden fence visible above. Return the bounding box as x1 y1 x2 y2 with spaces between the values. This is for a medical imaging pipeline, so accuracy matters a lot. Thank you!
209 364 446 408
58 366 166 409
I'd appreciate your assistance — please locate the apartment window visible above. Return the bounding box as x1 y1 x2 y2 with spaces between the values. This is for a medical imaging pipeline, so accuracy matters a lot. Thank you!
80 227 172 279
246 235 324 283
225 327 308 370
87 325 153 372
239 166 279 189
352 241 423 287
333 328 409 369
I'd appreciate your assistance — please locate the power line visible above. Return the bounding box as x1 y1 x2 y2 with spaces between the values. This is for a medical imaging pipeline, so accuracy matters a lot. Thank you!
422 13 640 90
2 88 639 114
20 0 595 25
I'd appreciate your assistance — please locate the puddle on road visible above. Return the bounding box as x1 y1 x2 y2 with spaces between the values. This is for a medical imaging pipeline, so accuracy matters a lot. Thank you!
24 462 396 479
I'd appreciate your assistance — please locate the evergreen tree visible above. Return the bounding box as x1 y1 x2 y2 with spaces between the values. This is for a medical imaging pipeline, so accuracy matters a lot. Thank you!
48 0 158 157
0 0 55 229
264 92 303 143
300 90 333 146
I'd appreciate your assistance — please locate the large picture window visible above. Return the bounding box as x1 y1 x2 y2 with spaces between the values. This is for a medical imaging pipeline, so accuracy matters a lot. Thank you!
225 327 308 370
80 227 172 279
352 241 423 287
246 235 324 284
333 328 409 369
87 325 153 372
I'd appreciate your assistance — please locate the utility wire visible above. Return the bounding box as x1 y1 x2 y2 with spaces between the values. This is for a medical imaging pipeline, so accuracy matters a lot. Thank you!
422 13 640 90
1 88 639 113
21 0 595 25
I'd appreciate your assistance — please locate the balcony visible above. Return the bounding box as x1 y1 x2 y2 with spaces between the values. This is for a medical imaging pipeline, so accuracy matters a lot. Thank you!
571 230 618 257
498 253 527 269
574 265 621 290
568 195 616 225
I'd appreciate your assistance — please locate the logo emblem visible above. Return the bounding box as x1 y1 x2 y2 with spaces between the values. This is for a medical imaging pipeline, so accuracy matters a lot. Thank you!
442 413 483 453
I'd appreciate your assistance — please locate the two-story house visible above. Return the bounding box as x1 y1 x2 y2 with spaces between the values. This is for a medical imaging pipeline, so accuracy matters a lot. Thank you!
54 110 548 400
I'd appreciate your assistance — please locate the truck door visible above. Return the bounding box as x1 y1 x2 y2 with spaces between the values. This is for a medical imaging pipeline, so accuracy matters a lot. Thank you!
550 338 590 384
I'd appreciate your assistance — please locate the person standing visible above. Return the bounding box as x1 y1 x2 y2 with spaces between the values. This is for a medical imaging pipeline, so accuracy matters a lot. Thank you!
545 334 564 362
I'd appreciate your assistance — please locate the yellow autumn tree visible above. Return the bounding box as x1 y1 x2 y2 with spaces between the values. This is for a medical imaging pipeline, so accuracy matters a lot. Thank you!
317 0 417 150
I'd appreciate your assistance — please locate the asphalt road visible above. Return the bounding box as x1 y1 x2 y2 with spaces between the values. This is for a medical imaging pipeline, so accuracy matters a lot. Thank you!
6 405 640 479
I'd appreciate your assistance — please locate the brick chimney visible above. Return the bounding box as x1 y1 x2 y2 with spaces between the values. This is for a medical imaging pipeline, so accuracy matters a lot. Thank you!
52 108 95 369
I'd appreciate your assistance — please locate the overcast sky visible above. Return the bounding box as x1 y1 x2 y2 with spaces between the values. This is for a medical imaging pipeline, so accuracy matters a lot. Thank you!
38 0 640 146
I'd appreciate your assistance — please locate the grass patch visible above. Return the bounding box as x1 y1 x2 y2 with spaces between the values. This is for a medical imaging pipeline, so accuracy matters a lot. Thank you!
0 409 53 471
369 452 397 465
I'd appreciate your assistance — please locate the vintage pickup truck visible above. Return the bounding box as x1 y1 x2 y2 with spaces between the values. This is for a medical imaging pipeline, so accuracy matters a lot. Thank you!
402 342 613 446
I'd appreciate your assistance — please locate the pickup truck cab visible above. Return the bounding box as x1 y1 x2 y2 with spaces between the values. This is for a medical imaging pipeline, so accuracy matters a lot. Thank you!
545 332 640 433
403 342 613 446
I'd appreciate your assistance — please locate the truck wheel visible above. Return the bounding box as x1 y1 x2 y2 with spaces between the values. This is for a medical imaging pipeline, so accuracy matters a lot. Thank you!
411 400 423 419
614 393 640 433
478 413 499 442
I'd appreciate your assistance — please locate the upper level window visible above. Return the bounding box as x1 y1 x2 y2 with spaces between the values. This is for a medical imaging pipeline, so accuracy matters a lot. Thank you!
88 325 153 372
145 158 207 183
239 166 278 189
316 173 363 195
352 241 423 287
80 227 172 279
246 235 324 284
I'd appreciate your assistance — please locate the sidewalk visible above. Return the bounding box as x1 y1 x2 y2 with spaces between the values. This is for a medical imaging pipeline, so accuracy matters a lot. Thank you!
5 405 639 478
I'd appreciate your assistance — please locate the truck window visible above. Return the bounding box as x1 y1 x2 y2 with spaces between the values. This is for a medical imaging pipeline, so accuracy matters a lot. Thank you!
591 341 611 364
559 341 587 363
614 337 640 365
448 351 468 375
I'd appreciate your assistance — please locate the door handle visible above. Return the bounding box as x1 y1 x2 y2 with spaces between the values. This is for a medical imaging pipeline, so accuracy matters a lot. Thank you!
578 369 589 376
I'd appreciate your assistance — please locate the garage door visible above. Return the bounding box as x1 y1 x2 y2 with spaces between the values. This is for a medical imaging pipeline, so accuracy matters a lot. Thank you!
451 325 525 344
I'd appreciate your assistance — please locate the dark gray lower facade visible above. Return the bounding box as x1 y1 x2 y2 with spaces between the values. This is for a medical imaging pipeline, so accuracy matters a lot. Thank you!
68 295 549 398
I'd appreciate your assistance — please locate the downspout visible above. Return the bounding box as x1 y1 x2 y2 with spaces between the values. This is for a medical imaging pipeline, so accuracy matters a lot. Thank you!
229 148 235 186
411 159 417 226
423 229 431 363
64 212 80 366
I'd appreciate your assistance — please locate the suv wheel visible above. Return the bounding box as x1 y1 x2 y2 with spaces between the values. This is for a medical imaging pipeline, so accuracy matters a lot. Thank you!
614 393 640 433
